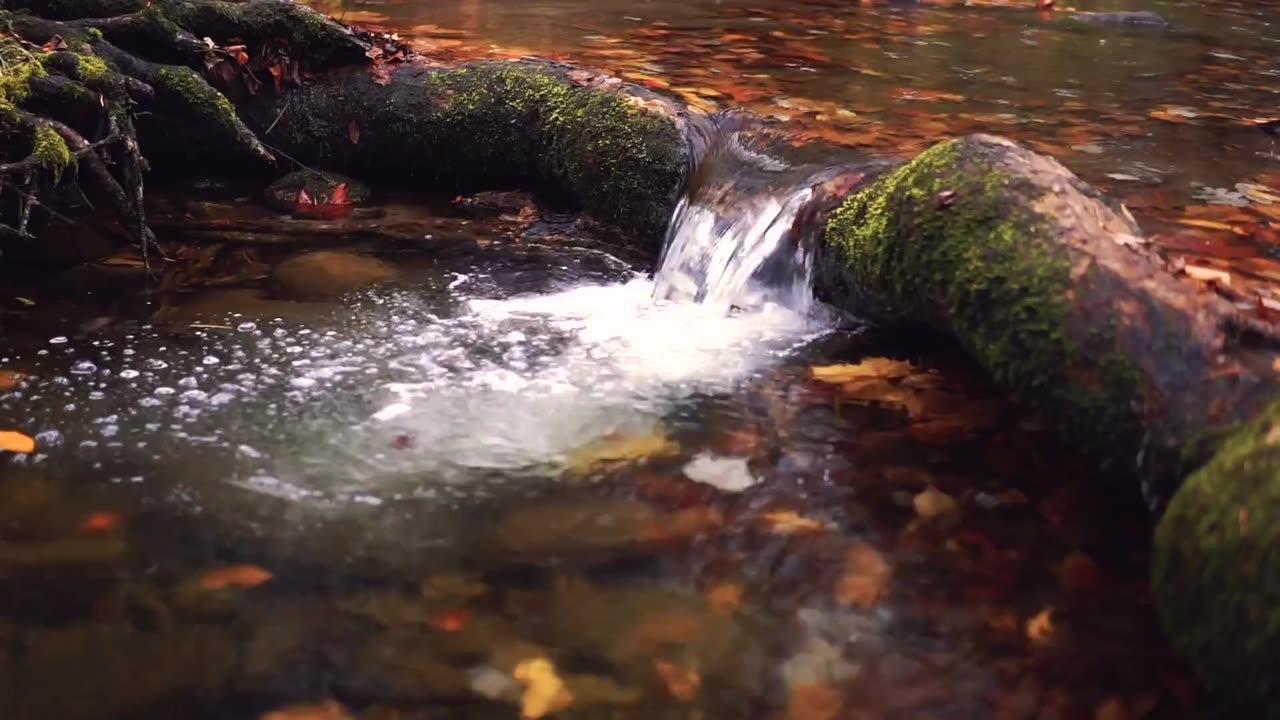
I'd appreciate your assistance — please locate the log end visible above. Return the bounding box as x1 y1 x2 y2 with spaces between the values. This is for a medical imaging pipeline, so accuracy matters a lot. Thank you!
1154 404 1280 714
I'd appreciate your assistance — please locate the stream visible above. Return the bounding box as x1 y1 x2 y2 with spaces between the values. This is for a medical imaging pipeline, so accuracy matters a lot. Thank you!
0 0 1254 718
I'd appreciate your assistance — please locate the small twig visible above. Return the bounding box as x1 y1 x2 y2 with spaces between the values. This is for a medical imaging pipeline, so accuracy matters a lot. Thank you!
264 98 290 135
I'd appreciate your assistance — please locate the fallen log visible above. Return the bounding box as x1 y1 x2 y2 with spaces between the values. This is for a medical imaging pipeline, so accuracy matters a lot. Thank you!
0 0 1277 713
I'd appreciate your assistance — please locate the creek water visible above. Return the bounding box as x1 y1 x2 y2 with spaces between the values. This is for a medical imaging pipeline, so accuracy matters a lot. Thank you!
0 1 1236 718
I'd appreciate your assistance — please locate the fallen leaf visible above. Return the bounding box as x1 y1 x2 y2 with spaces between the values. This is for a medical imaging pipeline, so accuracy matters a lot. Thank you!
566 431 679 474
0 430 35 454
835 542 891 607
811 357 914 384
513 657 574 719
428 607 472 632
198 564 274 590
81 512 122 533
1026 608 1055 646
704 582 743 614
1058 551 1104 593
260 700 354 720
760 509 827 534
653 658 701 701
912 485 959 520
1183 265 1232 285
0 369 26 390
348 119 360 145
787 682 843 720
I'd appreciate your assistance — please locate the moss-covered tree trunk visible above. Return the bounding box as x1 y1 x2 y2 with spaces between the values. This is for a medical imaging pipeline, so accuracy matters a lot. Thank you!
818 133 1280 715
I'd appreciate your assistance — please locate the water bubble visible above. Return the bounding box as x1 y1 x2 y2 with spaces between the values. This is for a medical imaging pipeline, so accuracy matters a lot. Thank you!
100 425 119 438
119 369 140 380
35 430 63 447
237 321 258 332
202 355 221 366
49 336 68 345
70 360 97 375
154 386 176 396
178 376 200 389
145 358 169 370
290 377 317 389
88 391 106 400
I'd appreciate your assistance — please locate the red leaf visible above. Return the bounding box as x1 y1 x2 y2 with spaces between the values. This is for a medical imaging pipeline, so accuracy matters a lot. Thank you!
296 189 314 206
330 183 350 205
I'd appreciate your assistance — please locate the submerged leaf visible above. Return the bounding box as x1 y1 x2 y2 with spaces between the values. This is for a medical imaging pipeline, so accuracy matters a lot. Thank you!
0 430 35 454
653 658 701 701
198 564 274 590
810 357 914 384
834 542 891 607
513 657 574 719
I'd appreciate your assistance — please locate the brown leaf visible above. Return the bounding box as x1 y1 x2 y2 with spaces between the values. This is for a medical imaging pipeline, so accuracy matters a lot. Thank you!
197 564 274 590
260 700 353 720
704 582 743 614
0 369 26 391
653 658 701 701
835 542 891 607
0 430 35 454
787 682 843 720
348 119 360 145
760 509 827 534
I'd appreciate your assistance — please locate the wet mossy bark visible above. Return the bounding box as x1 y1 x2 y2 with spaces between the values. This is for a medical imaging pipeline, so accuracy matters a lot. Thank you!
819 133 1280 715
237 61 689 249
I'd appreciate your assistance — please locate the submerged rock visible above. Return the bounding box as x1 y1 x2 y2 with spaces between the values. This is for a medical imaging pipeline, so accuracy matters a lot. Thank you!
271 250 398 301
1070 11 1168 27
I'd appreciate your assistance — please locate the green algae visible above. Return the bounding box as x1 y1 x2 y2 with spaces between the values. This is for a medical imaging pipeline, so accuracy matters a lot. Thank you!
1153 400 1280 717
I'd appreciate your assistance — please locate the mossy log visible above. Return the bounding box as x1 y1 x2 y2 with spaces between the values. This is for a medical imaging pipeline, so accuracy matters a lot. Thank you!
818 134 1280 715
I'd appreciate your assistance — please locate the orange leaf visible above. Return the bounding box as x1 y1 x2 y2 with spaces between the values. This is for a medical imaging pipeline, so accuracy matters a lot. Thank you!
428 607 472 632
330 183 350 205
198 564 274 590
834 542 891 607
760 509 826 534
1025 608 1055 646
704 582 742 615
787 682 843 720
0 430 35 454
81 512 122 534
653 658 701 701
0 369 25 391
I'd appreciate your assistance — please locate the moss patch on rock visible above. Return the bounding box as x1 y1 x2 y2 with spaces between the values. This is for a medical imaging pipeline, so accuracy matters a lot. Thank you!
241 61 687 249
1153 401 1280 716
820 135 1141 469
31 125 71 182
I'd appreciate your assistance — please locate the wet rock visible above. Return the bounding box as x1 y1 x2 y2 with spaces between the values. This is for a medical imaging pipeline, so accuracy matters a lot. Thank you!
271 250 398 301
0 534 126 570
264 170 371 213
1 623 238 720
339 633 473 703
456 190 538 216
488 497 720 560
0 223 118 267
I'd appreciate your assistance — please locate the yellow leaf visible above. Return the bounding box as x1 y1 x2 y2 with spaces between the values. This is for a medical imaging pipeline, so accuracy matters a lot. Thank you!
912 485 959 520
1183 265 1232 285
811 357 914 384
565 431 679 474
1176 218 1235 231
513 657 574 719
760 509 826 534
0 430 35 454
1026 608 1055 646
704 581 743 614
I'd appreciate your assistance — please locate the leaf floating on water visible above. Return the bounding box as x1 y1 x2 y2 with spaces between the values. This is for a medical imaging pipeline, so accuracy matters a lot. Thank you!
0 430 35 454
653 658 701 701
198 564 275 590
260 700 354 720
81 512 122 534
761 509 827 535
566 431 679 474
834 542 891 608
810 357 914 384
513 657 574 719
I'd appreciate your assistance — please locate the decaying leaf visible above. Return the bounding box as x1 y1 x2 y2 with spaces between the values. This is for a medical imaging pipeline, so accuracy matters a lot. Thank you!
0 430 36 454
197 564 275 590
810 357 914 384
653 658 701 701
834 542 891 607
513 657 575 719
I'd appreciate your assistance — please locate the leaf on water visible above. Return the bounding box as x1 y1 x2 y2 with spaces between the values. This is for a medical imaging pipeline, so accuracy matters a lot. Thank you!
81 512 122 534
197 564 274 590
834 542 891 608
0 430 35 454
787 682 843 720
513 657 574 719
0 369 26 391
1183 265 1232 285
653 658 701 701
760 509 827 535
912 485 959 520
1025 608 1055 646
1177 218 1235 231
810 357 914 384
260 700 354 720
704 581 743 614
566 431 679 474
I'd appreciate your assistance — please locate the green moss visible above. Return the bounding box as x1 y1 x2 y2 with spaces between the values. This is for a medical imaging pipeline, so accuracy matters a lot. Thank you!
31 126 71 183
1153 400 1280 716
152 66 238 131
823 137 1141 463
72 53 110 84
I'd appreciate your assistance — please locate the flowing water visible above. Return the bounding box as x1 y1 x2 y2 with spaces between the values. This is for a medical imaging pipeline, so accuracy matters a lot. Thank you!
0 1 1242 717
